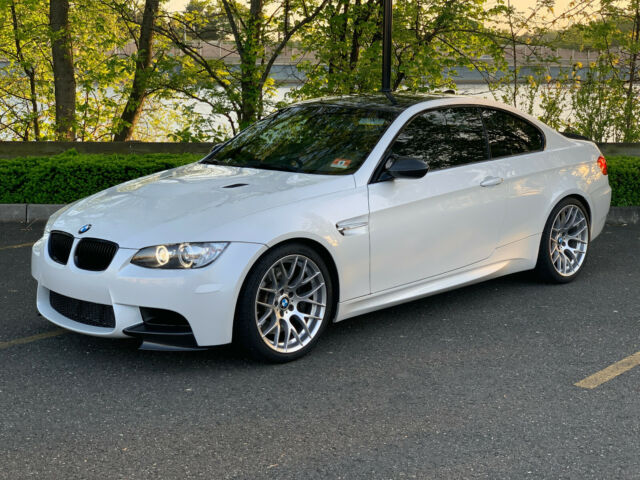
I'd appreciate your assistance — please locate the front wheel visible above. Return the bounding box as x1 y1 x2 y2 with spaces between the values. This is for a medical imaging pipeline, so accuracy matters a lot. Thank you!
535 198 590 283
235 243 334 362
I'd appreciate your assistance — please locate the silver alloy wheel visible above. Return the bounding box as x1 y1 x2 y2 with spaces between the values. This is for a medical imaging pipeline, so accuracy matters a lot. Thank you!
549 204 589 276
255 254 327 353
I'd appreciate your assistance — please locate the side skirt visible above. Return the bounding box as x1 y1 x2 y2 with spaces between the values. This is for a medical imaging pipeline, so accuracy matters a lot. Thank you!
335 234 540 322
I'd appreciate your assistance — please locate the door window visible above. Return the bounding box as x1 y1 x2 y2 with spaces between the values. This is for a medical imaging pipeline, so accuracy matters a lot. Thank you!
482 109 544 158
391 107 488 170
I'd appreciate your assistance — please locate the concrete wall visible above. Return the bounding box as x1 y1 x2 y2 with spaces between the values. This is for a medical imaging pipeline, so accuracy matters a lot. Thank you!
0 141 216 159
598 143 640 157
1 141 638 160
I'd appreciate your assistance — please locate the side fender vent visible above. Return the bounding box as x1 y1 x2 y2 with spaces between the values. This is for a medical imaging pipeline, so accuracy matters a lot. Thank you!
222 183 248 189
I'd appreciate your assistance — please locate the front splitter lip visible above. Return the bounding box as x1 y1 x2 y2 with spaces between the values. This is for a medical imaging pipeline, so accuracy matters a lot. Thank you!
122 323 203 350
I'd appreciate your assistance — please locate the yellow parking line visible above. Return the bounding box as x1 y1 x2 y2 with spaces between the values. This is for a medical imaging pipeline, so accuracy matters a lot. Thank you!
0 329 65 350
575 351 640 389
0 242 35 251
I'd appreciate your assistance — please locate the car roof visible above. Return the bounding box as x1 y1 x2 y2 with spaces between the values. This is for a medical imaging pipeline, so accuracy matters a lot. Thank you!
296 93 460 113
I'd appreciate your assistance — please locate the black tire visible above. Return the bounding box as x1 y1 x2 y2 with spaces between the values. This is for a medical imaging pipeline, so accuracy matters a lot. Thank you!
234 242 335 363
535 197 590 283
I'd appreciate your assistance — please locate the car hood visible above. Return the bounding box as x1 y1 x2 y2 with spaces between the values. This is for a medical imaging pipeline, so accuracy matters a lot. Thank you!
50 163 355 248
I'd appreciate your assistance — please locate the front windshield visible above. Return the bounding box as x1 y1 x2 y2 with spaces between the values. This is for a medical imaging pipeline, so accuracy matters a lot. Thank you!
202 105 398 175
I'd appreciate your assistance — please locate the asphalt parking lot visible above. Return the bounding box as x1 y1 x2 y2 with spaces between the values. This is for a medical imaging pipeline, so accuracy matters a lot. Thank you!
1 221 639 479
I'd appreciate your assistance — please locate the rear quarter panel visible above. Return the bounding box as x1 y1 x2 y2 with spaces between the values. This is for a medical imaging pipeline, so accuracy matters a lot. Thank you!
500 134 610 246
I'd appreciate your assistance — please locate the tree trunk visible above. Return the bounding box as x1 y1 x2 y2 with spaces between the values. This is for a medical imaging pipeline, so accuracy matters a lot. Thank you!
50 0 76 141
113 0 160 141
10 1 39 141
238 0 263 129
623 2 640 142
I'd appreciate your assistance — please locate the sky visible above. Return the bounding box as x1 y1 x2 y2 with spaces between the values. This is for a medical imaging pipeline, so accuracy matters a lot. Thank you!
166 0 574 13
166 0 581 30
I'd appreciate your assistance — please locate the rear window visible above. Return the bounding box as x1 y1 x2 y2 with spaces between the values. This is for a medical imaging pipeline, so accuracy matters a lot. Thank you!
482 109 544 158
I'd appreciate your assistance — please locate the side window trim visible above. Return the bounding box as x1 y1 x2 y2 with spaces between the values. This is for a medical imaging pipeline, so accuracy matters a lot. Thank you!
481 107 546 160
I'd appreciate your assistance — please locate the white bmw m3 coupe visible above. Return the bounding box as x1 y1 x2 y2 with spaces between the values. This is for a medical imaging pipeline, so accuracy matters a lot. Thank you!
32 94 611 361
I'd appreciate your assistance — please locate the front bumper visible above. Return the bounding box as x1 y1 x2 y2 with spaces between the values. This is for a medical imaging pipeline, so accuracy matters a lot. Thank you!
31 234 266 346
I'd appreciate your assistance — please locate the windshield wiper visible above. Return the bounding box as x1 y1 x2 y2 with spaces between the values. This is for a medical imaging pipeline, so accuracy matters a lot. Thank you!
200 155 221 165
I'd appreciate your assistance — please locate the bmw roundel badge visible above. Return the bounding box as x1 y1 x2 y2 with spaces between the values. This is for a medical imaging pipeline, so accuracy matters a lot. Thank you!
78 224 92 234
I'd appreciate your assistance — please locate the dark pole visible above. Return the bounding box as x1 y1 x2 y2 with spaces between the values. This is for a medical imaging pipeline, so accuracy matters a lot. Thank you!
381 0 392 93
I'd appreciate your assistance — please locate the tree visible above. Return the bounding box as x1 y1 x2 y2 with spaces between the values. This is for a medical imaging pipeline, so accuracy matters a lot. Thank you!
599 0 640 142
554 0 640 141
291 0 506 99
112 0 161 141
0 0 49 140
50 0 76 140
485 0 564 111
0 0 186 141
185 0 229 40
157 0 330 133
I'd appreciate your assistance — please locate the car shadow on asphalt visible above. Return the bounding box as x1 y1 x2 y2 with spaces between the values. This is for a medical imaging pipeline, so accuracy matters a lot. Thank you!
39 267 586 371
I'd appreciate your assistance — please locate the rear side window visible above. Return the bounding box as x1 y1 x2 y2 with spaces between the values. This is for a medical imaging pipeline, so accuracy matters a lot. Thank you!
391 107 487 170
482 109 544 158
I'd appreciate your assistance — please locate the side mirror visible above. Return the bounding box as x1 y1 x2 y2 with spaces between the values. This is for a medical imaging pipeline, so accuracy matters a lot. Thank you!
385 154 429 179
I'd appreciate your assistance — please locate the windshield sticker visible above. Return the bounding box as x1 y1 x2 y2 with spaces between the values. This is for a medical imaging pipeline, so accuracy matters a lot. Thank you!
331 158 352 169
359 118 386 126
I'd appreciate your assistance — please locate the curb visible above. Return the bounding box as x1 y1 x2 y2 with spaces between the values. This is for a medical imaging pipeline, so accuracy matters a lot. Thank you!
606 206 640 225
0 204 65 223
1 203 639 224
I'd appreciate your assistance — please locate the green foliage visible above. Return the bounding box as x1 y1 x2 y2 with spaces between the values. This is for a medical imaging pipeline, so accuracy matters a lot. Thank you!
157 0 328 132
0 151 201 204
506 1 640 143
568 58 626 143
0 0 53 140
185 0 228 39
1 0 639 143
608 156 640 207
0 0 209 142
292 0 505 99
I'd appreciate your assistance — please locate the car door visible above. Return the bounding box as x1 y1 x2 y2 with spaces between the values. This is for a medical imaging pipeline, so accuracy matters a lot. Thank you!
481 108 548 246
367 106 507 293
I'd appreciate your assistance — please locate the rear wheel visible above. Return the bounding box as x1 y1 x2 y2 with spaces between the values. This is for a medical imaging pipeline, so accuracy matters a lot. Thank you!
235 243 334 362
535 198 590 283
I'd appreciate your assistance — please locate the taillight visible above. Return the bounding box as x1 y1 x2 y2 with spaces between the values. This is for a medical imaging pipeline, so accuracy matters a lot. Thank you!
597 155 607 175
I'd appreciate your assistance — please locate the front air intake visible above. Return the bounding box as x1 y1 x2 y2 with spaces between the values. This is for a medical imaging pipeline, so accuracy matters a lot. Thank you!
50 290 115 328
74 238 119 271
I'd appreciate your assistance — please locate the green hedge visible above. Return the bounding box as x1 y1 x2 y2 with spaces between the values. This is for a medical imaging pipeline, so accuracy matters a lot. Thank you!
0 150 638 206
0 150 200 204
607 156 640 207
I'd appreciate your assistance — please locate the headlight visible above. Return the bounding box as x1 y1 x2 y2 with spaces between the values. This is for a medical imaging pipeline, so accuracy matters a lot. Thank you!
130 242 228 269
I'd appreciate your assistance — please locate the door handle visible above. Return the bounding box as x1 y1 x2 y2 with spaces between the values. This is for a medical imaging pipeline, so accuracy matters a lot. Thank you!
480 176 503 187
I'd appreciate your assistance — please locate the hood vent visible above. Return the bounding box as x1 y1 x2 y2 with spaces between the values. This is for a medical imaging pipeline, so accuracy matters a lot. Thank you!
222 183 248 189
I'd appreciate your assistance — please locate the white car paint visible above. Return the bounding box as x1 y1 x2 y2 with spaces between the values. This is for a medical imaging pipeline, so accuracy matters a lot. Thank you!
31 96 611 347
